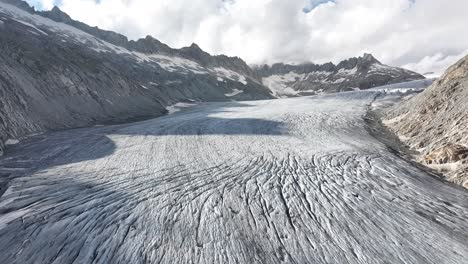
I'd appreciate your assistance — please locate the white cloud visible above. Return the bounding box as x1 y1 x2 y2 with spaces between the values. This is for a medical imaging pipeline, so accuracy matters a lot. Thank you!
403 51 468 78
27 0 468 75
31 0 54 10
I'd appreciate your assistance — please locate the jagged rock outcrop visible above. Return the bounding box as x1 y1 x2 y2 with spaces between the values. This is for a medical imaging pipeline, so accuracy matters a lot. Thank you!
255 54 425 97
0 0 273 154
385 55 468 187
424 145 468 165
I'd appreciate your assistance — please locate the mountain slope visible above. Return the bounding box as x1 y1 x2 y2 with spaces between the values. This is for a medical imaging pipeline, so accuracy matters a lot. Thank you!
0 0 272 154
256 54 425 97
384 55 468 187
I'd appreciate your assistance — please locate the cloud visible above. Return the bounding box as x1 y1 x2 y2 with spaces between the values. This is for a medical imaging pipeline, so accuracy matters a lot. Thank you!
403 50 468 78
25 0 468 75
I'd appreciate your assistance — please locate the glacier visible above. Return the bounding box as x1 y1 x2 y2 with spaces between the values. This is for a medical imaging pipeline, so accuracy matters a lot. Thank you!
0 83 466 263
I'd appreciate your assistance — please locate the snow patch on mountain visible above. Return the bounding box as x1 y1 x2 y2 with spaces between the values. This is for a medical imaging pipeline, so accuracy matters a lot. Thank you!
337 67 357 75
224 89 244 97
11 17 47 35
166 102 197 114
262 73 304 97
212 67 248 85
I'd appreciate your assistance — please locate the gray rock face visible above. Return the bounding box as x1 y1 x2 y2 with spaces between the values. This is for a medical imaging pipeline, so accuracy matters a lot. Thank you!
256 53 425 97
0 0 273 154
385 55 468 187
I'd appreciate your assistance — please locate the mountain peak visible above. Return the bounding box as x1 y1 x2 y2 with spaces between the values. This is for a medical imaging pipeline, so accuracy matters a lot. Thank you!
132 35 172 54
181 43 208 56
40 5 72 23
360 53 380 64
189 43 202 50
49 5 68 17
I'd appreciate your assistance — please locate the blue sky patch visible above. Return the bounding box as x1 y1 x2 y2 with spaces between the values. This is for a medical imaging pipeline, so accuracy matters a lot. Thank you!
25 0 62 11
303 0 335 13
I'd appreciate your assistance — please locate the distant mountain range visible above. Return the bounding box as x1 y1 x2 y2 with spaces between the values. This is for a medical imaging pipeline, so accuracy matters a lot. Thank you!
255 54 425 97
0 0 425 154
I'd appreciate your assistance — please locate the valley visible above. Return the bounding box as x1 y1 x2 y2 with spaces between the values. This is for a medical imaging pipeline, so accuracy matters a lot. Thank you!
0 85 467 263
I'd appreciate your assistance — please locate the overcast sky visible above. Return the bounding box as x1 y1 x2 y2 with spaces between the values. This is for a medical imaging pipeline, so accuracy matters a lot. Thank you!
25 0 468 76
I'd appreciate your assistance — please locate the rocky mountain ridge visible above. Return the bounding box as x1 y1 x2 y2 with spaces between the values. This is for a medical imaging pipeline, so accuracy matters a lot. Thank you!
384 55 468 187
255 54 425 97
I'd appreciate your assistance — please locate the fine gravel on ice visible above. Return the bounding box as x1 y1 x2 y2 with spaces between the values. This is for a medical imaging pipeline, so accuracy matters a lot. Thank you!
0 88 467 263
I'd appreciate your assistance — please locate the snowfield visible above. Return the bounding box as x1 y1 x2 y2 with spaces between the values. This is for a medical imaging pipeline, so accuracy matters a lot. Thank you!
0 89 467 263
